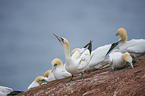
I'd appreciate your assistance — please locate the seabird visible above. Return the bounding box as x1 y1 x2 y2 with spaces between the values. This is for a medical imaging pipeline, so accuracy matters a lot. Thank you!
0 86 13 96
0 86 23 96
44 70 56 82
107 28 145 57
51 58 71 80
85 44 111 72
53 34 91 82
27 76 48 90
109 49 134 71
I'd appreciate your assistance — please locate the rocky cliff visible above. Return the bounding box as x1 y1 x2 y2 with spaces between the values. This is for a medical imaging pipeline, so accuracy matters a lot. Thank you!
16 55 145 96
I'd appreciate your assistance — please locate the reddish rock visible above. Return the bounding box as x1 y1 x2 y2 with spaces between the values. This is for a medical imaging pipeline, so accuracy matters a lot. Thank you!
17 55 145 96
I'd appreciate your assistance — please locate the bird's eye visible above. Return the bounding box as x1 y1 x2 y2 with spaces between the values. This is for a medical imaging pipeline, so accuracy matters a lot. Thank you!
54 63 57 66
61 38 64 43
42 79 46 82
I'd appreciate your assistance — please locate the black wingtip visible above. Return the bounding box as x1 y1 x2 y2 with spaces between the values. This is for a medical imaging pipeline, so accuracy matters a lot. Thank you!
106 41 120 56
84 40 93 54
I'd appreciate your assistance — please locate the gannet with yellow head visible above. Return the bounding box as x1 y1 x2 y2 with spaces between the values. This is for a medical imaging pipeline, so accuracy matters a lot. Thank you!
107 28 145 57
51 58 71 80
27 76 48 90
44 70 51 77
53 34 91 82
71 48 79 56
0 86 13 96
109 49 134 71
71 48 80 60
85 44 111 72
44 70 56 82
0 86 23 96
64 47 90 68
71 40 92 61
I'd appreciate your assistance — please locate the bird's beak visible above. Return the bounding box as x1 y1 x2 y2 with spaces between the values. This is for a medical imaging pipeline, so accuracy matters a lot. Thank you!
106 40 121 55
53 33 62 43
42 79 48 82
116 33 119 36
52 64 57 72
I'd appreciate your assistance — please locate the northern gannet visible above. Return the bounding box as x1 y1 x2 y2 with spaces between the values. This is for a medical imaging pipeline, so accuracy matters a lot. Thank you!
0 86 13 96
71 40 92 61
71 48 79 56
107 28 145 57
0 86 23 96
70 41 110 72
51 58 71 80
85 44 111 72
27 76 48 90
44 70 56 82
53 34 91 82
109 49 134 71
70 48 80 60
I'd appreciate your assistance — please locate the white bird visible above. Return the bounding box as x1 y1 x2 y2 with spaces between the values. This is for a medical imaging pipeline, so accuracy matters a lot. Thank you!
85 44 111 72
64 47 90 71
71 48 80 60
27 76 48 90
107 28 145 57
0 86 13 96
51 58 71 80
109 49 134 71
71 48 89 61
70 40 92 61
70 41 110 72
53 34 91 82
0 86 23 96
44 70 56 82
71 48 79 57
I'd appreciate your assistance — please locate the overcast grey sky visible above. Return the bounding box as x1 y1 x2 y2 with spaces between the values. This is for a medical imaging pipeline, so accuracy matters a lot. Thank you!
0 0 145 91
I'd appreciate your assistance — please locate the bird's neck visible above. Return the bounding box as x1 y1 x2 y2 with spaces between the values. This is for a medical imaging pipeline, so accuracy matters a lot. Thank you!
63 44 72 63
57 65 64 69
120 33 127 43
64 44 70 58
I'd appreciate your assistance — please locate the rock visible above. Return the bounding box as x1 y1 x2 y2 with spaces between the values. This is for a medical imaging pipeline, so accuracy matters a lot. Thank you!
16 55 145 96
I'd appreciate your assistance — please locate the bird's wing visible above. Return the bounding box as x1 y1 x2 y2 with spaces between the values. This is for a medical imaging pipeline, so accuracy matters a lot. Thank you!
89 44 111 68
71 48 86 60
62 68 71 77
47 73 56 81
78 49 90 70
108 53 113 66
127 45 145 55
125 39 144 53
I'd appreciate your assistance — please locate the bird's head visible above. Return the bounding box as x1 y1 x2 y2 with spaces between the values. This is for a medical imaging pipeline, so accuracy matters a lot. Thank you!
51 58 63 72
53 33 70 48
35 76 48 84
44 70 52 78
116 28 127 42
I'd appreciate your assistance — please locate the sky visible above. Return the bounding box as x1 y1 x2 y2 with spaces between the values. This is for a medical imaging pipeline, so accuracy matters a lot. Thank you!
0 0 145 91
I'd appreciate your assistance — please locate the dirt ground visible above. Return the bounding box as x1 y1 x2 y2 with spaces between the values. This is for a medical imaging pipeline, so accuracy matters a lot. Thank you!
16 55 145 96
